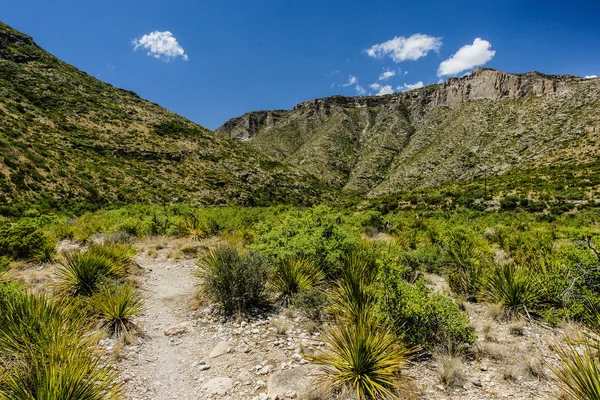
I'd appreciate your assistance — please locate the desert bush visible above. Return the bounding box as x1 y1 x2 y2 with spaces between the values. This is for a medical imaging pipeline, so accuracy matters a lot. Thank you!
196 245 268 315
483 263 542 317
88 280 143 339
251 206 359 276
377 261 475 351
54 251 116 297
309 312 410 400
270 257 324 305
0 220 46 259
329 247 380 322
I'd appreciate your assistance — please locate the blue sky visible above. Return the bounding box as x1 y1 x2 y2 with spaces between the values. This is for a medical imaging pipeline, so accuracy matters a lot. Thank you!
3 0 599 129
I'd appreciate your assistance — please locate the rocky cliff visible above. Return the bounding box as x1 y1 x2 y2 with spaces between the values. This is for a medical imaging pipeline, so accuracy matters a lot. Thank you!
218 68 600 196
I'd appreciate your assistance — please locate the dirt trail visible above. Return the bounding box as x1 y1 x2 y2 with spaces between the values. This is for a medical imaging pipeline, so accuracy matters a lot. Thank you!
120 254 199 400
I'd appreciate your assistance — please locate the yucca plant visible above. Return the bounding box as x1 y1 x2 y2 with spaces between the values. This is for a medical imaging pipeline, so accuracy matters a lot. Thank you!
551 335 600 400
87 244 137 277
309 312 410 399
0 292 121 399
483 263 541 317
88 281 143 339
329 249 379 322
54 251 116 297
0 257 9 276
270 258 324 305
33 238 58 263
0 346 122 400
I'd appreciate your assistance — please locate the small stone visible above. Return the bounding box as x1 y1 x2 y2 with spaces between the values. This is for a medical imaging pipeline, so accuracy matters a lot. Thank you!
472 378 483 387
209 341 231 359
436 385 445 391
202 377 233 395
163 322 191 336
199 364 211 371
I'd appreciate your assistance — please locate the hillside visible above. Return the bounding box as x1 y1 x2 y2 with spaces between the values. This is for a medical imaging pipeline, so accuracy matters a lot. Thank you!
218 68 600 197
0 22 327 215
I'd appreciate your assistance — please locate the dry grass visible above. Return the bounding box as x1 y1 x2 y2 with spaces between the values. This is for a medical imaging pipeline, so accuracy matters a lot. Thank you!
270 318 291 335
476 342 507 361
522 356 547 381
482 321 499 342
508 321 525 336
437 355 465 387
501 366 517 382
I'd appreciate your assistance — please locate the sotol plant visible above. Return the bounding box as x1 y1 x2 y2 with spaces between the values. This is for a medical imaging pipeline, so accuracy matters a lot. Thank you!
54 251 116 297
310 312 410 400
88 281 143 339
483 263 541 317
270 257 324 305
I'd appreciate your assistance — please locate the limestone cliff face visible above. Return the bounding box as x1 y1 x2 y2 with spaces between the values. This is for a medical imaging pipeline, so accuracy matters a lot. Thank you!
217 69 600 196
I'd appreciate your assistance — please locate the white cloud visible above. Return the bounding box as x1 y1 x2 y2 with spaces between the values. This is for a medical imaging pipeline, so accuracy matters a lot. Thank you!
397 81 424 92
437 38 495 76
133 31 188 62
378 69 396 81
366 34 442 63
585 75 597 79
355 85 366 95
376 85 394 96
369 83 381 91
342 75 358 86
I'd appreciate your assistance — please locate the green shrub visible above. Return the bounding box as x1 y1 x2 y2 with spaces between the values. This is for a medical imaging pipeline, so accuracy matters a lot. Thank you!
196 245 268 315
0 220 46 259
270 258 324 305
88 280 143 339
377 261 475 351
0 256 10 275
251 206 359 276
330 247 380 322
54 251 116 297
87 243 137 276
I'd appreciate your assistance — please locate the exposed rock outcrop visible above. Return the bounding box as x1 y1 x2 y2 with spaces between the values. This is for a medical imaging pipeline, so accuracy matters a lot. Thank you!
217 69 600 196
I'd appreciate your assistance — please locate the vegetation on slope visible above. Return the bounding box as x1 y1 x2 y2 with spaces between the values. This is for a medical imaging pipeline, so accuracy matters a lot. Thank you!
0 22 327 217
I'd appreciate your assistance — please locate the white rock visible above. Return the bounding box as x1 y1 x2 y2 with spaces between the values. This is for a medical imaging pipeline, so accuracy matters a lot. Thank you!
209 341 231 358
202 377 233 395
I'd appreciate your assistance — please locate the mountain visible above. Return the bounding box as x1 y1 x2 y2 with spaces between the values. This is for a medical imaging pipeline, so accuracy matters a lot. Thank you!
217 68 600 197
0 22 327 215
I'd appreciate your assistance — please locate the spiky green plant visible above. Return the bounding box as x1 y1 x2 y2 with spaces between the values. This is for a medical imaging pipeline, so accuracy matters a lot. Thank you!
87 244 137 277
309 312 410 399
87 281 143 339
483 263 541 316
0 292 121 399
33 238 58 263
0 257 9 276
54 251 115 297
329 249 379 322
551 335 600 400
270 258 324 304
444 227 487 297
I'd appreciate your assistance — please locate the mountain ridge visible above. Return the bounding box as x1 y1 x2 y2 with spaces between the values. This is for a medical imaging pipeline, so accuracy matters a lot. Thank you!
217 68 600 196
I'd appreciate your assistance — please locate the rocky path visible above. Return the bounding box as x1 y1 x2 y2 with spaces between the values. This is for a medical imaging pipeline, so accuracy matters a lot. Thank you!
115 244 319 400
120 254 199 400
